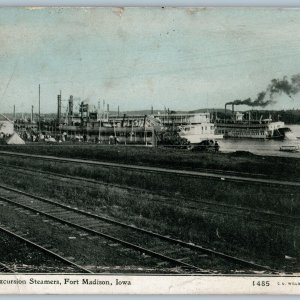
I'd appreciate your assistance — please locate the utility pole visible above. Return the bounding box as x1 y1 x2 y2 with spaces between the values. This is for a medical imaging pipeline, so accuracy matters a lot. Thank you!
38 84 41 133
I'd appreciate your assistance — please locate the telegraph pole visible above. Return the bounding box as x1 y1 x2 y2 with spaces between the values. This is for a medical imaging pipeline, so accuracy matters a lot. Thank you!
38 84 41 133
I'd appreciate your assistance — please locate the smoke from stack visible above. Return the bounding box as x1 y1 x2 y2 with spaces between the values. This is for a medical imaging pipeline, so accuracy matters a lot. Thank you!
226 74 300 107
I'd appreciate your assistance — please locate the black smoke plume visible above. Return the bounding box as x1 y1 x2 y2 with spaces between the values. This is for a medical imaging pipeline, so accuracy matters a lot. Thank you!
226 74 300 107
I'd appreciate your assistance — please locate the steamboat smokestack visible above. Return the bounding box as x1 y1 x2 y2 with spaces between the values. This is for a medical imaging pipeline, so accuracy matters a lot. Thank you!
68 95 73 116
232 104 234 114
57 92 61 121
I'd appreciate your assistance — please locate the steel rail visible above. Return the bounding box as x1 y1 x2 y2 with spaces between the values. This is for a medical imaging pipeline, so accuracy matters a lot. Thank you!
0 224 93 273
0 261 14 273
0 164 298 227
0 184 276 272
0 195 205 272
0 150 299 188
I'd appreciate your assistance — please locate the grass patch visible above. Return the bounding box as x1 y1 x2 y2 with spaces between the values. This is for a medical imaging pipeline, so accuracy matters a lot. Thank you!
0 144 299 181
1 156 299 215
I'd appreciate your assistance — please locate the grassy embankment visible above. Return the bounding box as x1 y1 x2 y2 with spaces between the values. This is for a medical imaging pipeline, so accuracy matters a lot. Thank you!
0 144 299 180
0 145 299 271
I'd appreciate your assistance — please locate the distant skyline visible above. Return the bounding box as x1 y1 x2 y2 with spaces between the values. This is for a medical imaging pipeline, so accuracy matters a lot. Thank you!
1 7 300 114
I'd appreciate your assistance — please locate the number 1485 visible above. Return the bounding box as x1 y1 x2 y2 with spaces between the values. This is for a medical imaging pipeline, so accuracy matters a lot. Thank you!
253 281 270 287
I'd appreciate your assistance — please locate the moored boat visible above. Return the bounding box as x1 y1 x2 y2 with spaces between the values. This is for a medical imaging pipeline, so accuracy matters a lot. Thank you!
155 112 223 144
279 145 300 153
216 111 293 140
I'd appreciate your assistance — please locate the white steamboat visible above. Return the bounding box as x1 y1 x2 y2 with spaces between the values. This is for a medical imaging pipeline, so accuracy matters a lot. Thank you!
155 112 223 144
216 111 293 139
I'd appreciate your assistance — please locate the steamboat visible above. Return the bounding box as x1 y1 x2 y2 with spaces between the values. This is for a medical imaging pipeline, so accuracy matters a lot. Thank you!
56 96 223 145
161 112 223 144
215 104 293 140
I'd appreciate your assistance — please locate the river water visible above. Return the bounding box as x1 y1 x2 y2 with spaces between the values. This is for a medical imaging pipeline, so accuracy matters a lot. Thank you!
218 124 300 158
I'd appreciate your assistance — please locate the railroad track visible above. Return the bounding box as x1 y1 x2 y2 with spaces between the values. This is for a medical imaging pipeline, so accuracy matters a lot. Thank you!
0 224 92 273
0 184 276 273
0 163 298 227
0 261 14 273
0 150 299 188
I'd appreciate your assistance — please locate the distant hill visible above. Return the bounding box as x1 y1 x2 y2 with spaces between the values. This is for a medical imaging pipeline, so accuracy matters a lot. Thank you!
120 108 226 115
188 108 225 113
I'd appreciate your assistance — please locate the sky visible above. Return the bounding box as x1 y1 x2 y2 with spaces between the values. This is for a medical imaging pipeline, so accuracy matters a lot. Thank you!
1 7 300 114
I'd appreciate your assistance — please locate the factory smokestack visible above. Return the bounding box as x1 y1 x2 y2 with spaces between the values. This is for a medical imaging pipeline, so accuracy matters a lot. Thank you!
31 105 34 122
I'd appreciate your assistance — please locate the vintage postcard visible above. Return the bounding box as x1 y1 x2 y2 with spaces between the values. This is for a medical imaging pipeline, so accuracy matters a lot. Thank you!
0 6 299 294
